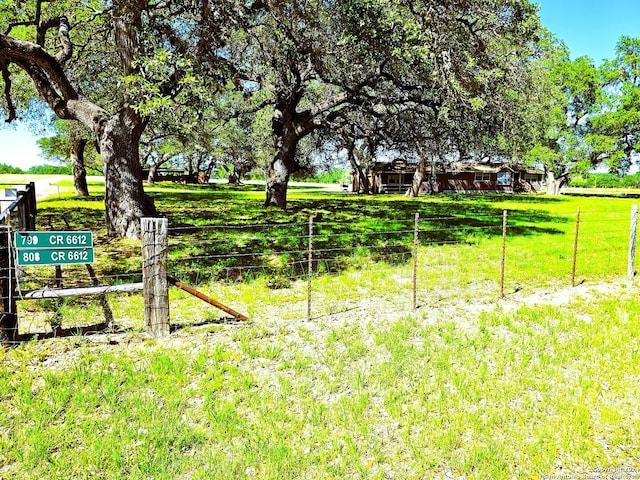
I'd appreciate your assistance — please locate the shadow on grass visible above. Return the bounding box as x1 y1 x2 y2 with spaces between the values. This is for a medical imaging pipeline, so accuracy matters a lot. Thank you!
170 317 246 332
565 191 640 199
26 185 573 289
16 321 132 343
145 187 570 287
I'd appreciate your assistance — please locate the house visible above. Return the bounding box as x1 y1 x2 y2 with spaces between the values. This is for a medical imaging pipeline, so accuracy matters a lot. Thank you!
351 160 544 194
351 159 415 194
436 163 544 194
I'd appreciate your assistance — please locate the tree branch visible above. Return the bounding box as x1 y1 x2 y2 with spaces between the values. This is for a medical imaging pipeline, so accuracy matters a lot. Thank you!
0 59 17 122
0 33 80 120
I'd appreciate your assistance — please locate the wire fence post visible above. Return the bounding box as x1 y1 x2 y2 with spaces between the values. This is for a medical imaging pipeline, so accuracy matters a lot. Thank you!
413 212 419 309
142 217 170 337
307 216 313 321
629 205 638 280
500 210 507 298
571 207 581 287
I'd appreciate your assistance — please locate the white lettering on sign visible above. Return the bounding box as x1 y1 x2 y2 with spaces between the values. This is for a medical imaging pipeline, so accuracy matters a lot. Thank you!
51 251 65 262
22 251 41 263
67 250 89 261
23 235 39 246
48 234 90 246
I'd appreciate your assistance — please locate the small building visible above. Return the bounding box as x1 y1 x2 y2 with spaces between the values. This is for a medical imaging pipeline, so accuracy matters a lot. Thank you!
351 161 544 194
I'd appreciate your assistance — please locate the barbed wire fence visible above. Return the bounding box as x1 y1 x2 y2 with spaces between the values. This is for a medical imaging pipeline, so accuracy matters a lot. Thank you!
163 204 639 322
2 203 639 342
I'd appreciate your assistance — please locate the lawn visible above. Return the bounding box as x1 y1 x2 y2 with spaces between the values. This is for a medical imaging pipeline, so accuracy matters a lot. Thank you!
1 178 639 479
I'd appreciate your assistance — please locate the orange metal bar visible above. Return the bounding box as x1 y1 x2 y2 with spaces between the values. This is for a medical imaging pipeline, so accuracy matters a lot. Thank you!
167 276 248 321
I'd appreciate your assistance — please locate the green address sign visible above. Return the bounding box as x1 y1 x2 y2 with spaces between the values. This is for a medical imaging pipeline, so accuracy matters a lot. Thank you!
15 231 94 266
15 231 93 249
18 248 95 266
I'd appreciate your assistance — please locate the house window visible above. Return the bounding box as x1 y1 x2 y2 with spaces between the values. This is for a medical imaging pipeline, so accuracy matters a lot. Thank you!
497 172 511 186
474 173 490 181
524 173 539 183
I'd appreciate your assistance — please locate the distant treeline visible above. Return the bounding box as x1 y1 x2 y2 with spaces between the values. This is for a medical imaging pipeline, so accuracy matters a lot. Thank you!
0 162 72 175
570 172 640 189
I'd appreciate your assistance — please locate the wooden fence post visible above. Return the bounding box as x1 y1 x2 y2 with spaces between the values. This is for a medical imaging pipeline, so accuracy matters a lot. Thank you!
0 224 17 342
629 205 638 280
571 207 581 287
413 212 419 309
142 217 170 337
307 216 313 321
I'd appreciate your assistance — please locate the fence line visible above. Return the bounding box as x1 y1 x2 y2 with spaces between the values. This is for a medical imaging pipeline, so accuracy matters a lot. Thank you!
2 204 640 341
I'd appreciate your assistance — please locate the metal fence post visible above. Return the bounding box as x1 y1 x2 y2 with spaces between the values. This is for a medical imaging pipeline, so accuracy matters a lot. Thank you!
142 217 170 337
571 207 581 287
0 223 17 342
307 216 313 321
629 205 638 280
413 212 419 309
501 210 507 298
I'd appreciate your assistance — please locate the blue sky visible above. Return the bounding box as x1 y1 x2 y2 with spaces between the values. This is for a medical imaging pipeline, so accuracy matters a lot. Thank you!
0 122 45 170
2 1 640 169
536 0 640 64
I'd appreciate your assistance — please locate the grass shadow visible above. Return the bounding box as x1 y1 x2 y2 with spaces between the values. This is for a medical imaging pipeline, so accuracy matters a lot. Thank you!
24 185 576 290
149 188 571 287
16 321 133 343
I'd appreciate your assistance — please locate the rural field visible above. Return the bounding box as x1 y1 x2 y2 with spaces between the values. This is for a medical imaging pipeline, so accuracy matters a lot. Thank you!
1 177 640 479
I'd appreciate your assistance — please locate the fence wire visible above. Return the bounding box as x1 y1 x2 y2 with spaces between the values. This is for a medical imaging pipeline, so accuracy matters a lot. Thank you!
2 204 639 341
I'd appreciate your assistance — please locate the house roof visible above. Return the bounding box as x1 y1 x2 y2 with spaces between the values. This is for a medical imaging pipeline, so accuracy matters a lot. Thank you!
450 163 515 174
370 161 543 175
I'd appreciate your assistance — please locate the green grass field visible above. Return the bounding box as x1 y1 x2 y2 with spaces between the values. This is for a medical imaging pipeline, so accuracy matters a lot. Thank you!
1 178 639 479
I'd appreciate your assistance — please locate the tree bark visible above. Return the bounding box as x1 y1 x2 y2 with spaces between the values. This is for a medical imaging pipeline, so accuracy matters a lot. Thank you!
407 156 428 197
347 142 370 194
265 156 293 208
70 137 89 196
265 104 300 208
147 163 158 185
98 111 156 238
545 169 566 195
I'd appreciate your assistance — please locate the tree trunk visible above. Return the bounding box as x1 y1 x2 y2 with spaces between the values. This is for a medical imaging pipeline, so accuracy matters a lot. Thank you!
546 170 566 195
203 160 216 184
70 138 89 196
98 112 156 238
347 144 370 194
265 106 299 208
228 172 241 185
407 156 428 197
265 156 292 208
147 163 158 185
222 164 241 185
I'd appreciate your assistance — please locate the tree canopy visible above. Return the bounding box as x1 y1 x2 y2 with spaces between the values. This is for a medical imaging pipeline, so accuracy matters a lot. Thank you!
4 0 640 235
